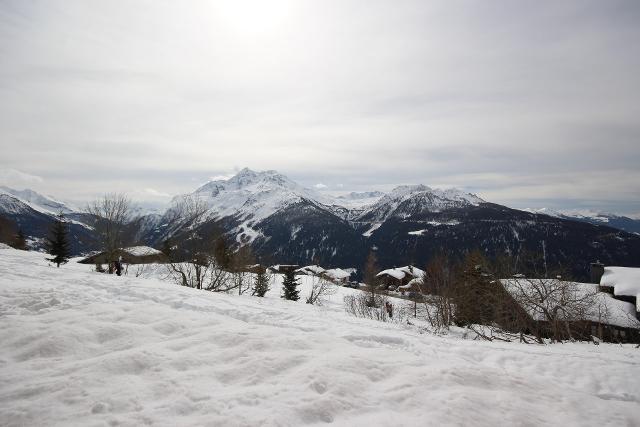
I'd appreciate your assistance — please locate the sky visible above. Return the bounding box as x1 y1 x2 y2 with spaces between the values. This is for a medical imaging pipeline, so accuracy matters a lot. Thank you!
0 0 639 215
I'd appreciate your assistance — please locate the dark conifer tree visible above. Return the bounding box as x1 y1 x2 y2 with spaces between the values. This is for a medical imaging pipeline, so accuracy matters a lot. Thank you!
12 228 27 250
46 213 71 267
252 268 270 297
281 269 300 301
161 239 173 260
214 236 231 268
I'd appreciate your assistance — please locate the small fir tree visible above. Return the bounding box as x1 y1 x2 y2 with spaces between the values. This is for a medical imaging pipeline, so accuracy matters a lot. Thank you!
46 213 71 267
252 268 270 297
281 269 300 301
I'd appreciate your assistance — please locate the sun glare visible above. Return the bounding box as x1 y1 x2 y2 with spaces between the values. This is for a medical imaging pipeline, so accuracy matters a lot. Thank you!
214 0 293 36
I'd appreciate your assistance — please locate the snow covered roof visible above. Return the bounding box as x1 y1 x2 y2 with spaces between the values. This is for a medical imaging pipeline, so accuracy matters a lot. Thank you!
295 265 325 275
501 278 640 329
323 268 351 280
600 267 640 310
397 278 425 291
123 246 163 257
376 266 425 281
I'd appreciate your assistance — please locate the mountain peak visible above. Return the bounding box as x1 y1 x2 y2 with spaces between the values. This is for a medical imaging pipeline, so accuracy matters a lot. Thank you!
0 186 75 214
387 184 484 205
357 184 485 224
389 184 432 195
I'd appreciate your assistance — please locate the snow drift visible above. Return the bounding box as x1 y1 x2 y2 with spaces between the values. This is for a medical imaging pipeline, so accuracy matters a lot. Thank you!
1 248 639 426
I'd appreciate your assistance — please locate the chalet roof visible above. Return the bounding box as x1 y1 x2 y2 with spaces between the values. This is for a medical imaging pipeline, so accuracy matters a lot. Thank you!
324 268 351 280
500 278 640 329
122 246 163 257
295 265 326 275
600 267 640 310
78 246 166 264
399 277 424 290
376 266 425 281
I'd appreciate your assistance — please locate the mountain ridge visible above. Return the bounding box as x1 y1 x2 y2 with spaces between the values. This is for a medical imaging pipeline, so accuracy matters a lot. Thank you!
2 169 640 281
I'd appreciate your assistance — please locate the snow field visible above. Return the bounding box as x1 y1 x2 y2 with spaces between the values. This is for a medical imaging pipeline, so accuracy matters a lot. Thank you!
1 248 639 426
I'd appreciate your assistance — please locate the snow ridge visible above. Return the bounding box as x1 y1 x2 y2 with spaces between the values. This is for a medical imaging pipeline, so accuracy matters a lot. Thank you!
0 186 76 215
184 168 329 242
357 184 484 223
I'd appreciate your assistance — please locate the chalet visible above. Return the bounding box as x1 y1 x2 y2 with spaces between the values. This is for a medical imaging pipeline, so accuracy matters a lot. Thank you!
79 246 167 265
295 265 325 276
295 265 354 284
267 264 299 274
323 268 352 284
598 266 640 320
499 278 640 343
237 264 266 274
376 266 425 291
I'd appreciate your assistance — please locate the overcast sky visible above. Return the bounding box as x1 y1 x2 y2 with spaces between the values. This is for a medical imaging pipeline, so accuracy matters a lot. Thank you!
1 0 639 215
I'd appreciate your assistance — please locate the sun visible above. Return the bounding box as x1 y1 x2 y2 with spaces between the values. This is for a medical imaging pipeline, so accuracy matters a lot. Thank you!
213 0 293 36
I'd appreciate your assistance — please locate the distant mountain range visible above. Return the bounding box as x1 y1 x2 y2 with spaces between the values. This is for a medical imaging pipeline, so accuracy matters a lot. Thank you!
0 187 96 254
2 168 640 281
522 208 640 235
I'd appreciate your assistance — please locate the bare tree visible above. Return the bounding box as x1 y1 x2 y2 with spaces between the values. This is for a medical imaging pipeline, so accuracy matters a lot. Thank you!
171 194 208 227
87 193 133 271
229 245 255 295
162 194 210 258
344 293 404 323
166 254 236 292
422 255 456 330
306 274 336 305
363 251 380 307
505 277 597 342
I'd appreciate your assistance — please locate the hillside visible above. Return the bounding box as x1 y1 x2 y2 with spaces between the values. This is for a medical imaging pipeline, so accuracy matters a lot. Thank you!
1 247 639 426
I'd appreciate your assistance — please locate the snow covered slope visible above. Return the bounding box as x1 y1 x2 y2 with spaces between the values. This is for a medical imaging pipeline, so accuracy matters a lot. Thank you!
1 248 639 426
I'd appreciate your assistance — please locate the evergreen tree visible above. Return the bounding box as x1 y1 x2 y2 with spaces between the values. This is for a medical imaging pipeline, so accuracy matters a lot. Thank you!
161 239 173 260
252 268 270 297
46 213 71 267
12 228 27 250
281 269 300 301
214 236 231 268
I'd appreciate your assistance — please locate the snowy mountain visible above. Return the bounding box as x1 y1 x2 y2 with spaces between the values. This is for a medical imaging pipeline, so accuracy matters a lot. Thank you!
0 186 76 215
191 168 329 233
326 191 385 209
356 185 484 224
138 169 640 280
524 208 640 235
3 169 640 279
0 192 96 253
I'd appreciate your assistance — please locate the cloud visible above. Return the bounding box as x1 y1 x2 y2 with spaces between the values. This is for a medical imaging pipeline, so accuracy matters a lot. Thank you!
314 183 328 189
0 168 44 189
142 188 171 198
209 175 233 182
0 1 638 214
